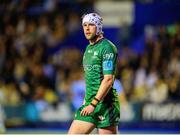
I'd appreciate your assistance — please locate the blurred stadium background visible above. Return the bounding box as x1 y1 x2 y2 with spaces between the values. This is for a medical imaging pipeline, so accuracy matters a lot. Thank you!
0 0 179 134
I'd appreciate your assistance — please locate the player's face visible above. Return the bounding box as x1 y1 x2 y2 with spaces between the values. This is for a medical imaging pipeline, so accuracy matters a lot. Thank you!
83 23 97 40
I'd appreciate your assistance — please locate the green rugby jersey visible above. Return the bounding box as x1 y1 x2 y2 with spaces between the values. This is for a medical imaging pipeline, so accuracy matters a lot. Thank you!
83 38 118 104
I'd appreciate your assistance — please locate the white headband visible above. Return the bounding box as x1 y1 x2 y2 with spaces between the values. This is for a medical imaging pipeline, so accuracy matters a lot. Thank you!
82 13 103 35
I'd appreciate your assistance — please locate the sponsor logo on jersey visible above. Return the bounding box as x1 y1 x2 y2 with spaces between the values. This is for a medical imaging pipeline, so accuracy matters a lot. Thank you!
84 64 101 71
103 53 114 59
103 60 113 70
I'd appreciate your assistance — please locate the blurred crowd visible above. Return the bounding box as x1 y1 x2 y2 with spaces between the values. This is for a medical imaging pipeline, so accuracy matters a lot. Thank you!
0 0 179 128
0 0 92 126
119 24 180 103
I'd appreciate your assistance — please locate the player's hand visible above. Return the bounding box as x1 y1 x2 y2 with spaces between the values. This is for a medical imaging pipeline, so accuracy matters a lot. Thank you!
80 104 95 116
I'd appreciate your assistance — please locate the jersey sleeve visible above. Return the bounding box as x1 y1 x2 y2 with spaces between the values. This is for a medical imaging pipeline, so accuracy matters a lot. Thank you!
101 43 117 75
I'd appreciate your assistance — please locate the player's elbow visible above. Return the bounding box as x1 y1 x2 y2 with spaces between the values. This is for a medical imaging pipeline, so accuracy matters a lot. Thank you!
103 75 113 86
107 78 113 86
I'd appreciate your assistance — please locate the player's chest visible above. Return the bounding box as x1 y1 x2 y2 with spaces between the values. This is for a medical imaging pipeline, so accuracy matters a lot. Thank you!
83 48 101 65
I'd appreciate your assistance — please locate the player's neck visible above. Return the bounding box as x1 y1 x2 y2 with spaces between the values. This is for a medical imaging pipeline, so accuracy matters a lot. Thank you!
89 34 104 45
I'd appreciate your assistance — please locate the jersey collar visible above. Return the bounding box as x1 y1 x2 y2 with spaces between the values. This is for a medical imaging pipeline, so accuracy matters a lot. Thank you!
90 37 105 46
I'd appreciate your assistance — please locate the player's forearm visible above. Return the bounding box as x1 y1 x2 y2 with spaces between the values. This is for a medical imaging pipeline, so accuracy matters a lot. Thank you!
95 76 113 101
90 76 113 107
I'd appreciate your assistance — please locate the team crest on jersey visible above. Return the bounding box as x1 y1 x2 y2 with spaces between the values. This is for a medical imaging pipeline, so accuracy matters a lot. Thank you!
92 51 98 59
94 51 98 56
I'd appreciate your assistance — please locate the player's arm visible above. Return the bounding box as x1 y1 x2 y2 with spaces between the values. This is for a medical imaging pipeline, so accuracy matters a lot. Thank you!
90 74 113 107
81 75 113 116
91 44 117 107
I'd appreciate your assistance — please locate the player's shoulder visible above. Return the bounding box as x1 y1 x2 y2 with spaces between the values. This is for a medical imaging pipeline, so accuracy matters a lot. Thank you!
101 38 117 51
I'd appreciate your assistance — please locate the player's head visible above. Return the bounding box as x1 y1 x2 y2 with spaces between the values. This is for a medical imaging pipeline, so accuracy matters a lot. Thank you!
82 13 103 36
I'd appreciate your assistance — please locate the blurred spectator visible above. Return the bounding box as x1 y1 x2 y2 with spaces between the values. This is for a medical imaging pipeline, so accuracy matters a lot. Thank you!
47 15 67 46
0 81 6 133
168 73 180 101
132 58 147 101
114 79 135 122
0 106 6 133
148 78 168 103
118 21 132 47
37 15 51 40
0 36 5 73
1 82 21 106
67 12 81 35
70 70 85 111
